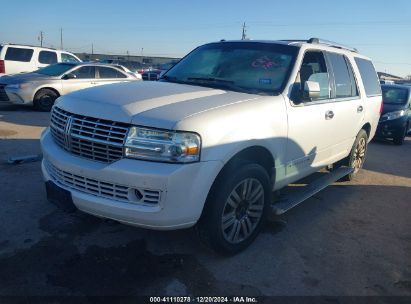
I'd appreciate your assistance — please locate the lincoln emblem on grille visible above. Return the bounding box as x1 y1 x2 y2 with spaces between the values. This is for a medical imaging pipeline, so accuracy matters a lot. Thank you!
64 115 74 150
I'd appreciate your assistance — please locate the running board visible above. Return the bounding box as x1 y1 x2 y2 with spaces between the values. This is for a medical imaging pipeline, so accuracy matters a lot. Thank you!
271 166 354 215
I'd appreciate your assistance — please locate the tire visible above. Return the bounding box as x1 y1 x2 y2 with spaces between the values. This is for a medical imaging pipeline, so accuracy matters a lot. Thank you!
393 124 408 145
197 161 271 255
338 129 368 181
33 89 59 112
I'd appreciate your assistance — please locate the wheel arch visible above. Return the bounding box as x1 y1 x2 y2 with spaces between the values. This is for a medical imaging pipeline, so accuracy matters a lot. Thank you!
33 87 61 101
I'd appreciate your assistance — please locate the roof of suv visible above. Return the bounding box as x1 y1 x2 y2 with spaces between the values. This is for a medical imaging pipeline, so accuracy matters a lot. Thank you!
0 43 76 53
216 38 360 54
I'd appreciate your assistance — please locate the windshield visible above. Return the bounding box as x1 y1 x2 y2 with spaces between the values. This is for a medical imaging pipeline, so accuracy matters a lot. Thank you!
162 42 298 95
382 87 409 105
36 63 76 76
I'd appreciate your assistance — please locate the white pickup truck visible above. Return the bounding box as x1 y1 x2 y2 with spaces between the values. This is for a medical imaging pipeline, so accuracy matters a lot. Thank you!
41 38 382 253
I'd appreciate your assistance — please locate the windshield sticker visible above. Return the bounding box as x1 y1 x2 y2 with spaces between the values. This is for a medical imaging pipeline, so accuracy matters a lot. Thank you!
259 78 272 85
252 56 278 69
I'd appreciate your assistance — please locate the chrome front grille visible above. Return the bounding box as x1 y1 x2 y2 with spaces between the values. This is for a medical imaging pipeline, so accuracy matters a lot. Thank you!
50 106 129 163
45 160 161 205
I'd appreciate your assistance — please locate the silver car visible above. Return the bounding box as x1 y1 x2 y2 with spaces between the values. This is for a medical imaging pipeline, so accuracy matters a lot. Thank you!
0 62 139 111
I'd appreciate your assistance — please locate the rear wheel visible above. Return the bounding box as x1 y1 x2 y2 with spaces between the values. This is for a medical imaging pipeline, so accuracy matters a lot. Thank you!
33 89 59 112
197 162 271 254
338 129 368 181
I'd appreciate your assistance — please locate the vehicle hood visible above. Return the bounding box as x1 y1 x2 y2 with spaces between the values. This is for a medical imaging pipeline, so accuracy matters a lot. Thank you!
56 81 262 129
0 72 56 84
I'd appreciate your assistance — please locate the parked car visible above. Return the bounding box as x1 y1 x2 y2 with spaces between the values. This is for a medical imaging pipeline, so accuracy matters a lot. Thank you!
0 62 137 111
0 43 81 76
112 64 142 80
41 38 382 253
142 68 161 81
158 61 178 78
376 84 411 144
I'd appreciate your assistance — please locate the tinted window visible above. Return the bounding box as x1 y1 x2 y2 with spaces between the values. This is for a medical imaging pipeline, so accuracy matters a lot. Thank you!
5 47 34 62
98 67 127 78
382 87 409 105
37 63 76 76
328 53 358 98
39 51 57 64
354 58 381 97
72 66 96 79
298 51 330 101
61 53 80 63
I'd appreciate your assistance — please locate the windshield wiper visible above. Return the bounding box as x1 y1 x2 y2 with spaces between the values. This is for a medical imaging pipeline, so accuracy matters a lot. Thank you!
186 77 253 93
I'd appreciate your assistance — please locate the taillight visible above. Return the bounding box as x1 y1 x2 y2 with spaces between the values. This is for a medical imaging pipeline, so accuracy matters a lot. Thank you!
0 60 5 74
379 100 383 114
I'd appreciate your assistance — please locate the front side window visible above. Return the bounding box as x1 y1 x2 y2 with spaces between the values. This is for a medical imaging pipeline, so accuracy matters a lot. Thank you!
5 47 34 62
39 51 57 64
163 42 298 95
98 67 127 78
61 53 80 63
328 53 358 98
354 58 381 97
72 66 96 79
296 51 330 101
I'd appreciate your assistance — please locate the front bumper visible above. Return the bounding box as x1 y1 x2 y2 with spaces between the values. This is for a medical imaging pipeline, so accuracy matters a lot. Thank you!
376 117 408 139
41 128 223 230
2 86 33 104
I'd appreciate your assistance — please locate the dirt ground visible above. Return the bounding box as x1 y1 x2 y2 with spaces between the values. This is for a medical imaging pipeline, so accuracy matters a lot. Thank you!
0 104 410 297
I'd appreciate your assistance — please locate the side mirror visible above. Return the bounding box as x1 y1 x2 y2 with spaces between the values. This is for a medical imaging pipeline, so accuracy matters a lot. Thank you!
62 73 76 80
304 81 320 99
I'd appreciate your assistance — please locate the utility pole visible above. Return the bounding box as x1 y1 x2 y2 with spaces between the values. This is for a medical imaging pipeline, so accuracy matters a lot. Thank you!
60 28 63 49
39 31 44 47
241 22 247 40
127 50 129 62
91 43 94 55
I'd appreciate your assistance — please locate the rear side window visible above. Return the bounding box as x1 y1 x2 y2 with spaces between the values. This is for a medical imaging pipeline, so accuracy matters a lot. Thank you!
5 47 34 62
98 67 127 78
354 58 381 97
39 51 57 64
71 66 96 79
61 53 80 63
328 53 358 98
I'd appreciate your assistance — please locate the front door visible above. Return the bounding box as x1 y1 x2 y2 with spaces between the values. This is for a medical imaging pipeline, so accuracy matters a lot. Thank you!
61 66 96 95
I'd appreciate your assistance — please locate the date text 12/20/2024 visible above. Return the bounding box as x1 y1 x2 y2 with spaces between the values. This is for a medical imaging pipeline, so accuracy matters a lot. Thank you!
149 296 258 303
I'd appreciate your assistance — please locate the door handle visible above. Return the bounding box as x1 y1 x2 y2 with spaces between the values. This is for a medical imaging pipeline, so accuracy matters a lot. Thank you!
325 110 334 120
357 105 363 113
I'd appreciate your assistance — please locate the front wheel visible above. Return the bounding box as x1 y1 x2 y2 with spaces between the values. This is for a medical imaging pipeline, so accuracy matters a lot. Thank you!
33 89 59 112
393 124 408 145
197 162 271 254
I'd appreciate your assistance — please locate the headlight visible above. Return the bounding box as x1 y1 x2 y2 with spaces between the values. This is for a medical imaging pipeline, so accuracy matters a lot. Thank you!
6 83 30 90
381 110 405 121
124 127 201 163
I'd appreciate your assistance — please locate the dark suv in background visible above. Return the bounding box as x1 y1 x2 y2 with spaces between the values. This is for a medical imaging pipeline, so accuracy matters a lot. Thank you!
377 84 411 145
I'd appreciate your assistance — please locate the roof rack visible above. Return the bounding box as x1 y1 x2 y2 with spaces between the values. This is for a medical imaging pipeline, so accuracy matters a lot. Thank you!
307 38 358 53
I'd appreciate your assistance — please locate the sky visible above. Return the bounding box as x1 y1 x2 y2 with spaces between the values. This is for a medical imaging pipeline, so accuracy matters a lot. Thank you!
1 0 411 77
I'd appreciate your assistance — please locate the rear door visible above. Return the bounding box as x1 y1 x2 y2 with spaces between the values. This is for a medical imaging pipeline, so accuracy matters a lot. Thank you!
94 66 130 87
61 66 96 95
3 46 35 74
325 52 364 159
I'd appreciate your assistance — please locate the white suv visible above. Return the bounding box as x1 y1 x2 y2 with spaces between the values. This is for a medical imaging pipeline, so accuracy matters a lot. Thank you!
0 44 81 76
40 38 382 253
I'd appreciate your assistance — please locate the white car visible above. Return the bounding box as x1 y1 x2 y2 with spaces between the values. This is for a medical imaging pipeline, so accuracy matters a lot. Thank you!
41 38 382 253
0 43 81 76
0 62 138 111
